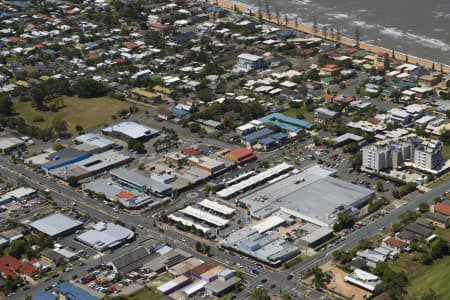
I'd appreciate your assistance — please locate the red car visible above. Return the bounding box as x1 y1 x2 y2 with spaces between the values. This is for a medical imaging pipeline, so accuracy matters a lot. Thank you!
269 284 276 289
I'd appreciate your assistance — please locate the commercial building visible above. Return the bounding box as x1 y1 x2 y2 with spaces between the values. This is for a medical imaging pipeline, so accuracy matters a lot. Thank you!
41 147 90 172
206 276 241 296
188 156 230 176
110 168 172 197
255 132 289 151
182 280 208 298
75 222 135 251
198 199 235 218
217 162 292 199
0 187 36 205
54 282 98 300
74 133 117 154
224 148 256 165
0 137 25 154
220 226 300 266
179 206 229 228
158 275 191 294
108 246 150 274
101 121 159 142
240 165 373 228
169 257 204 276
259 113 314 133
299 226 334 247
49 150 132 180
29 214 83 238
344 269 382 293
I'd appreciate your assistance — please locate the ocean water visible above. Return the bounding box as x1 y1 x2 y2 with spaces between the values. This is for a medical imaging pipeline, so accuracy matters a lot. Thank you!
235 0 450 65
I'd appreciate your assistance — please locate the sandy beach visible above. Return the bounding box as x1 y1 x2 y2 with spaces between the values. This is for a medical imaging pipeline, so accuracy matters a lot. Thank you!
208 0 450 73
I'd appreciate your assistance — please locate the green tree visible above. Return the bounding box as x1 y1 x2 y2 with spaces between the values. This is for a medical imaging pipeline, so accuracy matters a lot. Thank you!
251 288 270 300
333 214 354 231
376 181 384 192
67 176 79 187
7 239 27 258
0 96 13 116
52 118 68 136
382 267 408 300
418 202 430 213
74 79 109 98
431 239 449 259
312 267 326 290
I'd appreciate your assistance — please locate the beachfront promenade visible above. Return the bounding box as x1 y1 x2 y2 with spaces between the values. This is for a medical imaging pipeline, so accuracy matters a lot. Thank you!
209 0 450 73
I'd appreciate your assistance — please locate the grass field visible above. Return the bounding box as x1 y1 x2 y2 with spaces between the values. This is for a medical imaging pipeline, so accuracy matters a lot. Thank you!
14 96 146 134
117 287 162 300
387 252 450 298
407 256 450 297
283 107 315 123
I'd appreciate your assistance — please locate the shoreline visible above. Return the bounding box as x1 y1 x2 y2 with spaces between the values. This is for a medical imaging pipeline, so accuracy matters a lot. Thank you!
208 0 450 73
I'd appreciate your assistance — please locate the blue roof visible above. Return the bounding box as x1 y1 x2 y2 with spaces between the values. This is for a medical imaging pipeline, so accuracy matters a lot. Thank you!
259 113 313 133
257 132 288 146
170 108 190 117
242 128 273 142
10 1 32 8
207 7 225 12
32 292 58 300
54 282 99 300
270 132 288 141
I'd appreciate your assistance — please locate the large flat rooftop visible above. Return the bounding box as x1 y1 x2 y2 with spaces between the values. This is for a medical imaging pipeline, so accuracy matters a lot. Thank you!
240 165 373 227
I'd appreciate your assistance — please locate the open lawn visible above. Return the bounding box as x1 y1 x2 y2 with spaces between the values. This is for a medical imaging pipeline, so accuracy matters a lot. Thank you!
117 287 162 300
408 256 450 298
283 107 315 123
387 253 450 298
14 96 147 134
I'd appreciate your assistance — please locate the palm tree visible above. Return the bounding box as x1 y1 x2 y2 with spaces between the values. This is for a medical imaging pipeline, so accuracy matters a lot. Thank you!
354 26 360 48
312 16 318 35
275 7 280 24
264 0 271 20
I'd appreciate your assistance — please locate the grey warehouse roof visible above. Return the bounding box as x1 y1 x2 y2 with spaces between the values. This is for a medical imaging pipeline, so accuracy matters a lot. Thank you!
29 213 83 237
76 222 134 251
241 165 373 227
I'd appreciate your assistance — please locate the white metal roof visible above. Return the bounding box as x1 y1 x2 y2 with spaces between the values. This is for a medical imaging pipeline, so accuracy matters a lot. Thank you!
180 206 229 227
198 199 235 216
217 162 292 198
252 215 285 233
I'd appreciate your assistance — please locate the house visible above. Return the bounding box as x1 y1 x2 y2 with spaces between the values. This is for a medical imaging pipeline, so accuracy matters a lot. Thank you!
314 107 339 124
382 236 408 254
403 222 434 239
233 53 264 74
423 212 450 228
433 202 450 216
344 268 382 293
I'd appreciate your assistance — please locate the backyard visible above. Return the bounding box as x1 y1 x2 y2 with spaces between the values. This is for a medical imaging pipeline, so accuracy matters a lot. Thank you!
14 96 146 134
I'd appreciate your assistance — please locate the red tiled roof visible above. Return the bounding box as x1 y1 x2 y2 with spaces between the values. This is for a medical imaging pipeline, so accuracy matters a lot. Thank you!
226 148 255 161
384 237 407 248
436 202 450 216
183 148 201 156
